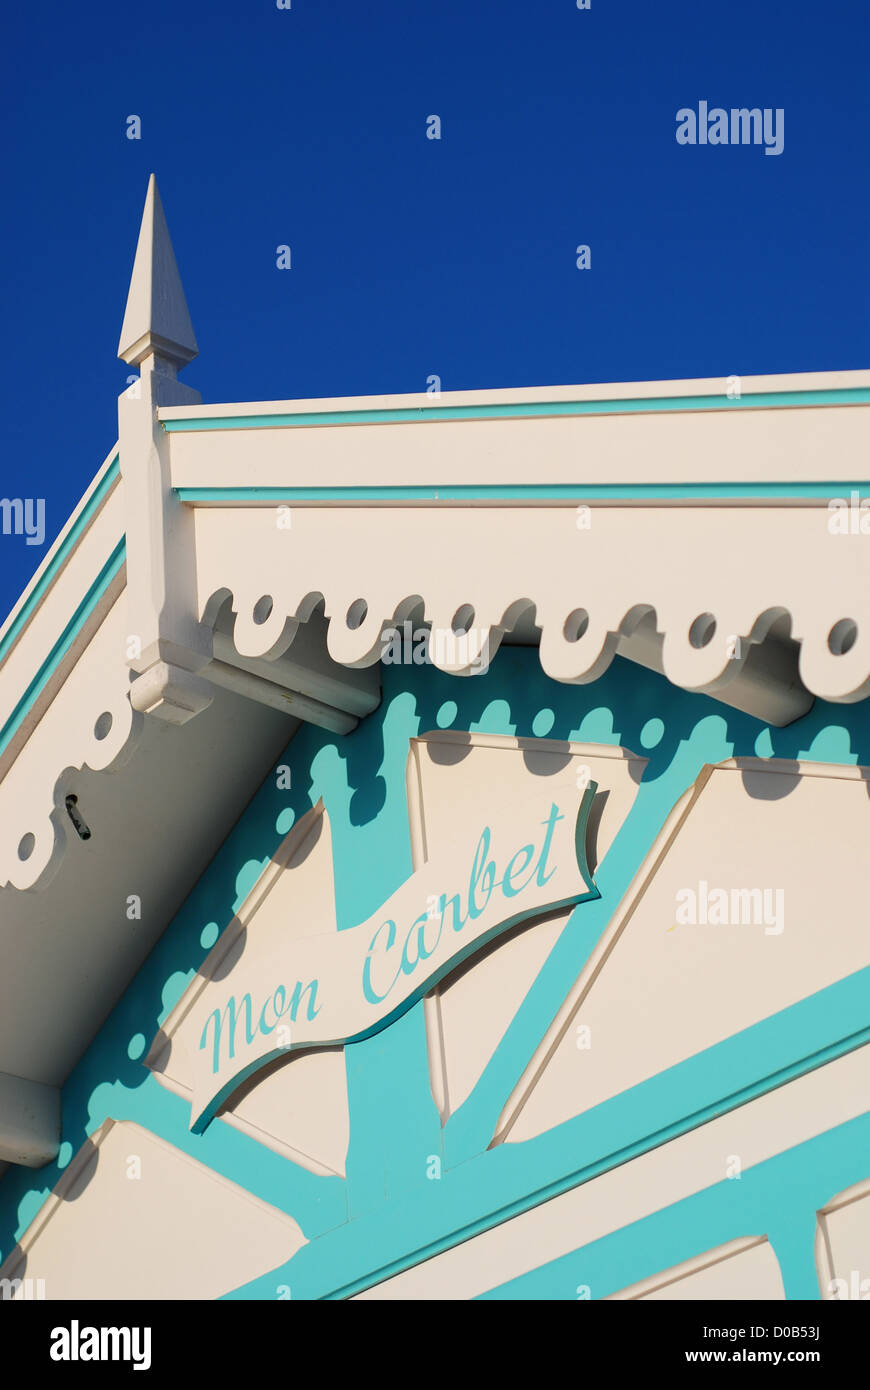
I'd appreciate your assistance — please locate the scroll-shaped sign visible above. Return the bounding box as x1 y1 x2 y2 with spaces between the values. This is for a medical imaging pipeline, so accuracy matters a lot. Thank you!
186 786 599 1133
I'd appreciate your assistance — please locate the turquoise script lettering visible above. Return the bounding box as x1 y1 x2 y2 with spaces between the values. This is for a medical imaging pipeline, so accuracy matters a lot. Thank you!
362 804 564 1005
200 978 320 1075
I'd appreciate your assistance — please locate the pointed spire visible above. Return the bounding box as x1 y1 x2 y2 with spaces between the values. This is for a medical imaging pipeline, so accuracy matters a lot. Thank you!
118 174 199 370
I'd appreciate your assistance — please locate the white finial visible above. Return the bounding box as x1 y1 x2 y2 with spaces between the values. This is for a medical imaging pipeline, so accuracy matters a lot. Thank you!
118 174 199 370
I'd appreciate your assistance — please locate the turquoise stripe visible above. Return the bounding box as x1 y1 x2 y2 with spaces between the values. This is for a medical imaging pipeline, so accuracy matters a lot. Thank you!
162 386 870 433
316 973 870 1299
221 654 870 1302
176 481 869 503
481 1116 870 1300
0 455 120 668
0 540 126 760
5 642 870 1299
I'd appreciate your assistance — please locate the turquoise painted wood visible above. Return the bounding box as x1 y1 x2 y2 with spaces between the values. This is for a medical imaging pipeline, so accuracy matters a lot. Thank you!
0 455 120 667
2 646 869 1299
161 385 870 432
0 539 125 760
177 482 870 502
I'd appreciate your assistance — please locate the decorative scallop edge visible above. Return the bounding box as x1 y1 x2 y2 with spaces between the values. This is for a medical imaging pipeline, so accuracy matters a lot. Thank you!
206 583 870 706
7 575 869 893
0 617 143 894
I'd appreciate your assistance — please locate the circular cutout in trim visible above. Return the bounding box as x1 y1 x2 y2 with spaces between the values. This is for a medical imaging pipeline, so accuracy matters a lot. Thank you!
346 599 368 630
94 711 113 741
451 604 475 636
253 595 274 625
563 609 590 643
689 613 717 649
17 833 35 862
828 618 858 656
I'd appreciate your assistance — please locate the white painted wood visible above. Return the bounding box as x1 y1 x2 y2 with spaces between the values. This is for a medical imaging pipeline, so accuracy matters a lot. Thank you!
355 1040 870 1299
816 1177 870 1299
204 657 357 733
211 607 380 719
117 175 214 729
606 1236 783 1300
0 686 293 1093
0 444 119 654
0 467 125 778
0 1071 60 1167
118 175 198 370
0 1119 304 1300
168 399 870 487
158 366 870 421
405 732 646 1122
147 802 351 1178
189 500 869 714
120 357 212 719
116 176 378 735
0 593 142 890
495 759 870 1148
160 782 596 1133
3 170 870 1184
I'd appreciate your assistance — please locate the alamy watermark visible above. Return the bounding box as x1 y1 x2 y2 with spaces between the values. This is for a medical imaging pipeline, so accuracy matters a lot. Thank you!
674 880 785 935
0 497 45 546
380 621 490 674
828 1270 870 1300
827 492 870 535
676 103 784 156
50 1321 151 1371
1 1275 45 1300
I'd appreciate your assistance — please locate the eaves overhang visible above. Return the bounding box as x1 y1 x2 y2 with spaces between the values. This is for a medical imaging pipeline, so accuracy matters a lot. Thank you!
158 367 870 716
2 173 869 1172
3 367 870 1170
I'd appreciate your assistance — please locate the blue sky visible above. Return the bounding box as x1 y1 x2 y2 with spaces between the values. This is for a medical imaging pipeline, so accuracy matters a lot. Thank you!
0 0 868 616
